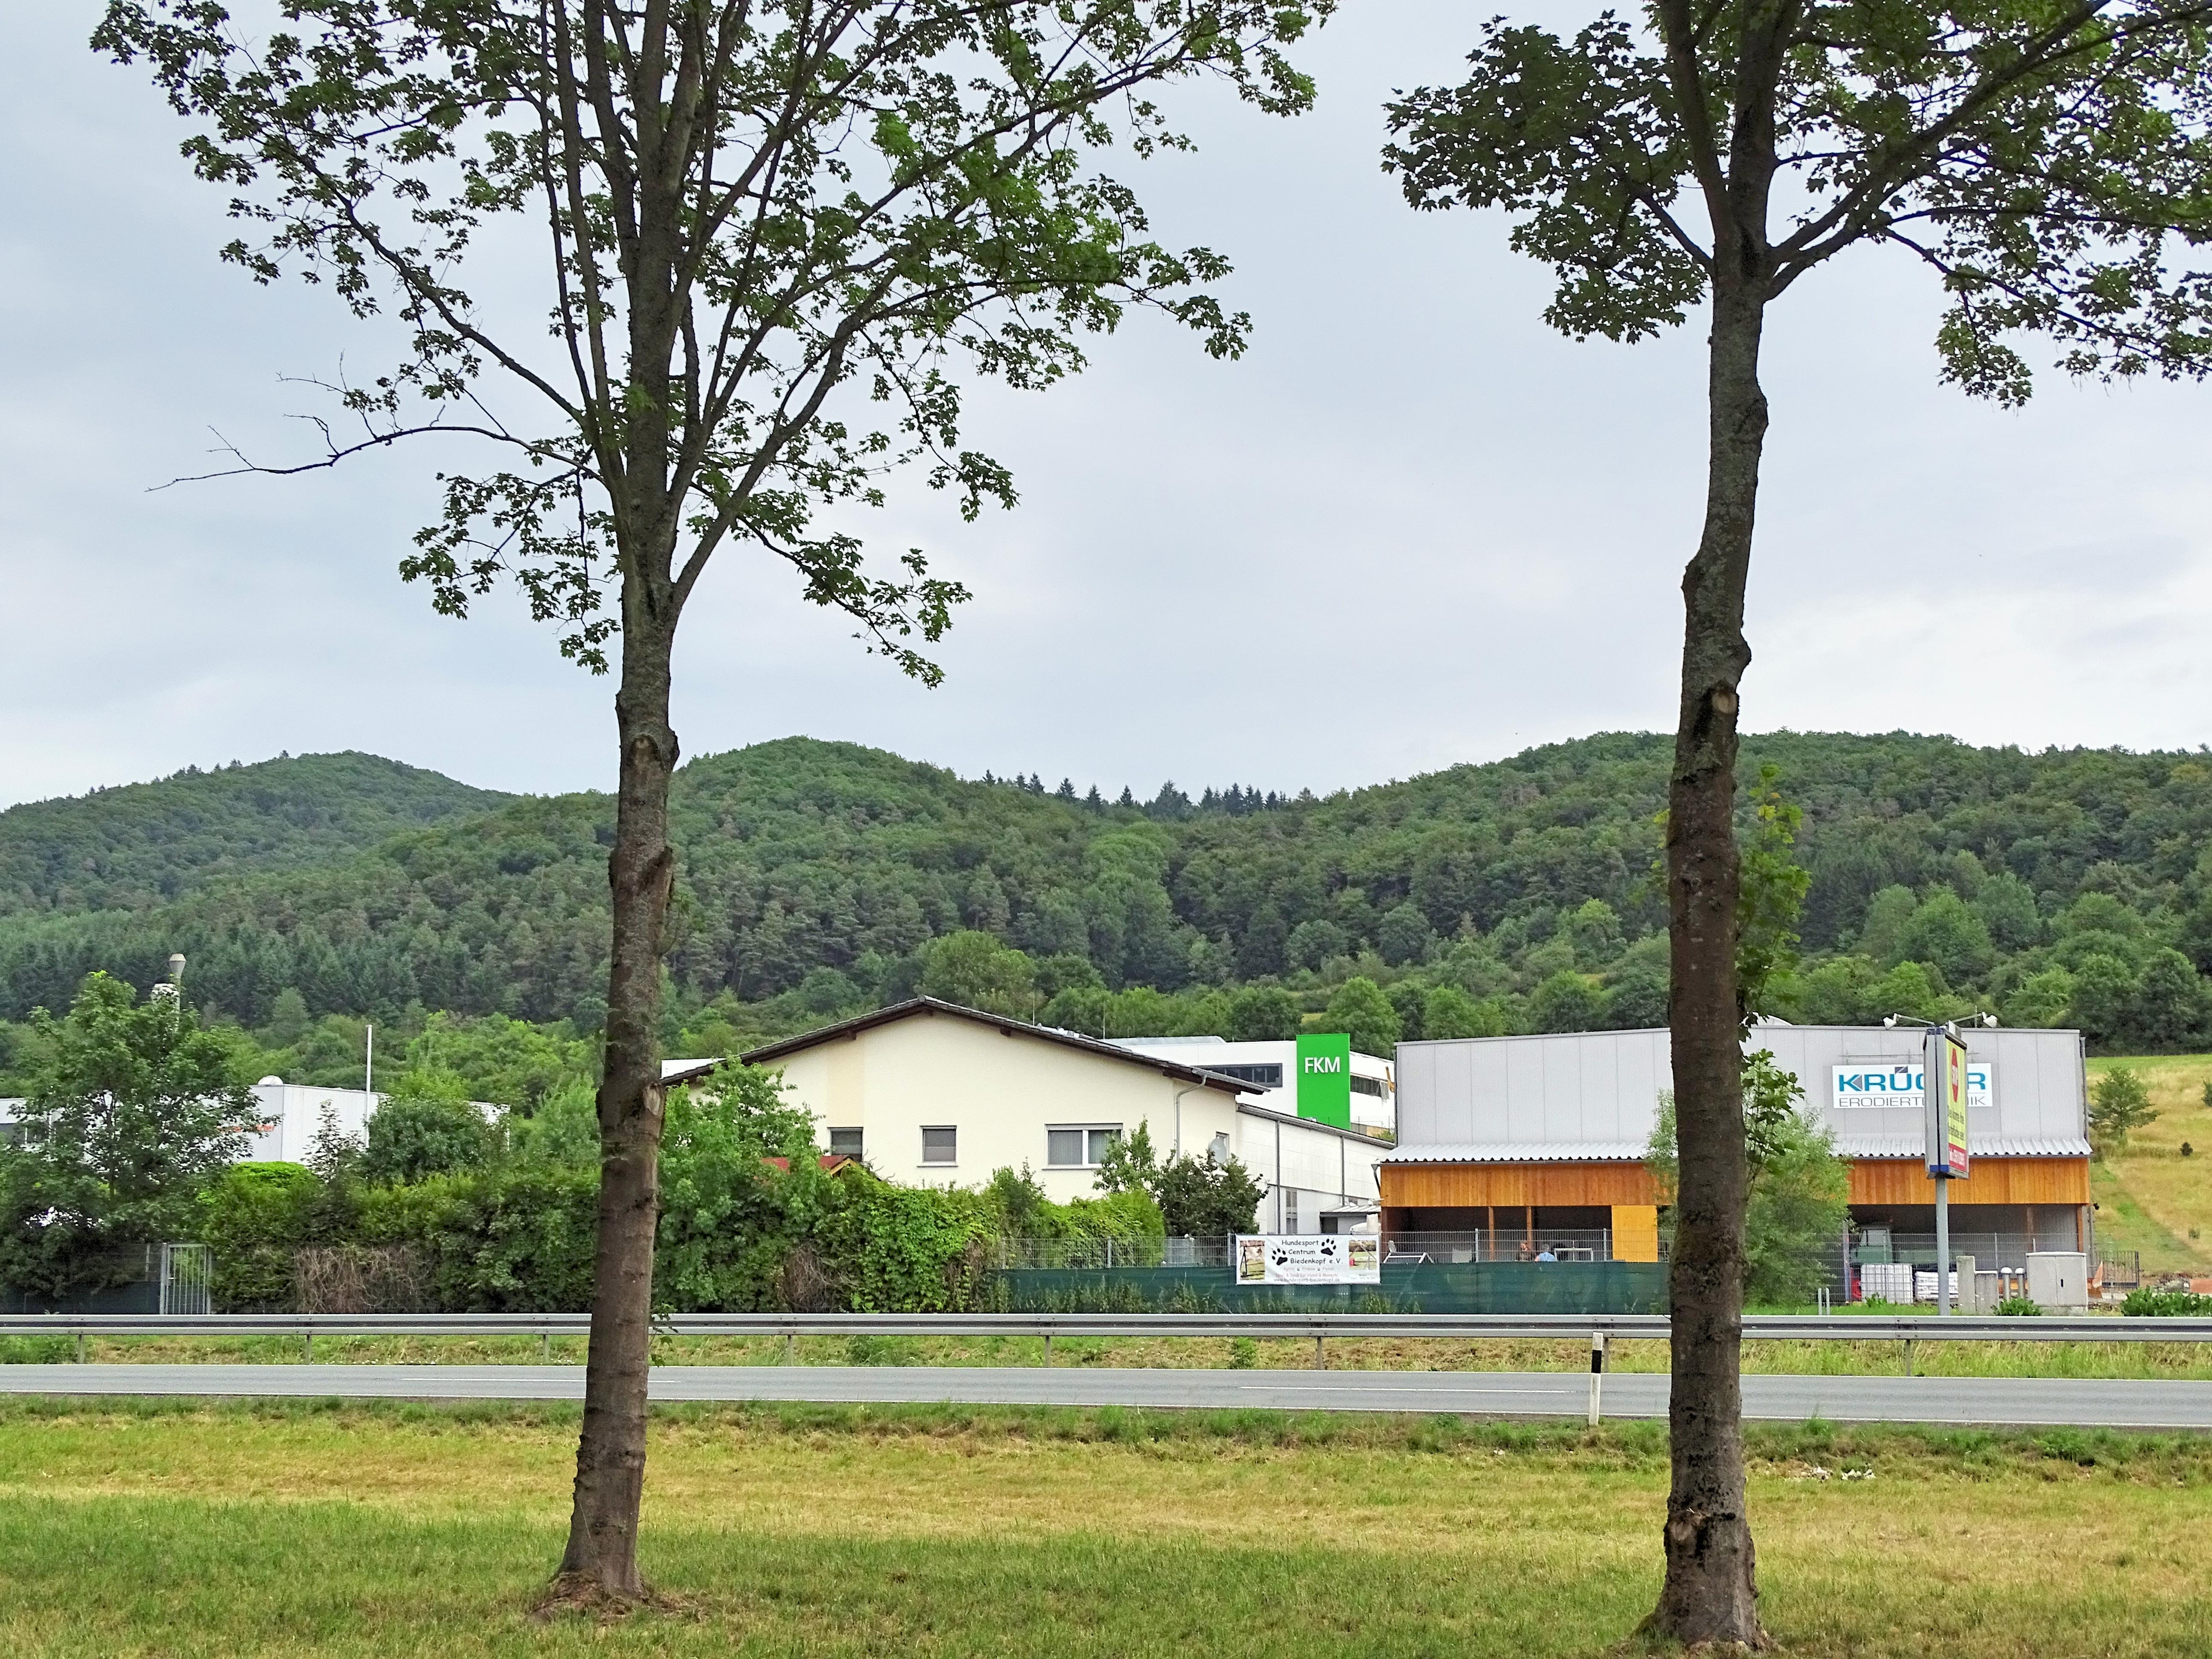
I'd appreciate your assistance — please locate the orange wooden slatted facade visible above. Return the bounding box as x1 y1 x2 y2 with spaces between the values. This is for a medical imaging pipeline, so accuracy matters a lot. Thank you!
1845 1156 2088 1205
1381 1162 1660 1209
1382 1156 2089 1210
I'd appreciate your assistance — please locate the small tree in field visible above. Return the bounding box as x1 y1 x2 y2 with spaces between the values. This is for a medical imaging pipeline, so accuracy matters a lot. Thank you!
2090 1065 2158 1154
98 0 1326 1602
1386 2 2212 1642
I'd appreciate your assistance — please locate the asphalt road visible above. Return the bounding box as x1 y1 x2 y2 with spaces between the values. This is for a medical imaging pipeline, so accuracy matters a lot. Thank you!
6 1363 2212 1428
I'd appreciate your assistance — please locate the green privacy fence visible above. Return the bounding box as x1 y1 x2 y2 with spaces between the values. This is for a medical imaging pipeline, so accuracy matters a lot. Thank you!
989 1260 1669 1315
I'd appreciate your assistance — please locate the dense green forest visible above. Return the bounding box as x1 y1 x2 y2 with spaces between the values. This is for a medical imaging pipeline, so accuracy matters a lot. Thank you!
0 752 508 918
1 731 2208 1088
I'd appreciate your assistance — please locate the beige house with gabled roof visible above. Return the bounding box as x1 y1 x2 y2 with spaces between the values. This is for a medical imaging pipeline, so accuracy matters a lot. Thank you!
743 998 1390 1231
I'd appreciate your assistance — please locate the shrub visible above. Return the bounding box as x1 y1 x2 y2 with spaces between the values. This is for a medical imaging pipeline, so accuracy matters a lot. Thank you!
652 1076 824 1312
1095 1121 1260 1239
294 1243 429 1313
360 1074 497 1184
0 1334 75 1363
818 1171 995 1312
1995 1296 2042 1316
1154 1154 1261 1238
982 1165 1051 1234
2121 1289 2212 1317
197 1162 342 1311
357 1164 598 1311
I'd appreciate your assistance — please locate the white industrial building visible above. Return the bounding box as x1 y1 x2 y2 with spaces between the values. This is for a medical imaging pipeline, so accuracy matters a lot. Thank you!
1382 1023 2094 1287
744 998 1390 1233
1112 1036 1396 1135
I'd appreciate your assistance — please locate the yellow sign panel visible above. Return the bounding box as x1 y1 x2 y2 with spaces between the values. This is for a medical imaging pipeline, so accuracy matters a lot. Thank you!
1926 1027 1971 1178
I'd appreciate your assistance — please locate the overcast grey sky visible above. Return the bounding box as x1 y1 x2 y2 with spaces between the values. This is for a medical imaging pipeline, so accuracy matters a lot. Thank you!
4 3 2207 812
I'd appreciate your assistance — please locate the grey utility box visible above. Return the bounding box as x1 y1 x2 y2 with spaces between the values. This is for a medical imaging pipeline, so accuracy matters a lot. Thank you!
2027 1252 2089 1310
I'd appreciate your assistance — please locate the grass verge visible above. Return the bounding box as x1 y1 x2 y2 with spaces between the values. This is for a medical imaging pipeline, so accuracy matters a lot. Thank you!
10 1328 2212 1380
0 1399 2206 1658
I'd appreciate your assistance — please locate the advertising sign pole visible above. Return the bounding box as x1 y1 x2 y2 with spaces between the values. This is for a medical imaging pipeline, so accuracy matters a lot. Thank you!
1924 1022 1973 1317
1934 1162 1951 1317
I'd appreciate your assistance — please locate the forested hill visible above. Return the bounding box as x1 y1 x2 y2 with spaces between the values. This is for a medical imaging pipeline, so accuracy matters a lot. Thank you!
0 753 510 919
1 732 2208 1057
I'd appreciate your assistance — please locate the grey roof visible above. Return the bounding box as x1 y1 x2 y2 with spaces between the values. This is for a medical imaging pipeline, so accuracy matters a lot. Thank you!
1380 1140 1650 1166
1832 1134 2093 1160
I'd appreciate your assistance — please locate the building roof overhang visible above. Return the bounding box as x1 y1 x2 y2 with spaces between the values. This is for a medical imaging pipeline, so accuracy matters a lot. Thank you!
739 998 1248 1095
1379 1141 1650 1166
1832 1135 2092 1160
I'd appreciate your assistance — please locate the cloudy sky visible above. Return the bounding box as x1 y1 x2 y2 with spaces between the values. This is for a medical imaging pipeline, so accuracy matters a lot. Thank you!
4 3 2208 812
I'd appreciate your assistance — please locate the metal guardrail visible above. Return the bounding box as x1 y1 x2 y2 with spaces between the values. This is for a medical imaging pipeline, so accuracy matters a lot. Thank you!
8 1311 2212 1343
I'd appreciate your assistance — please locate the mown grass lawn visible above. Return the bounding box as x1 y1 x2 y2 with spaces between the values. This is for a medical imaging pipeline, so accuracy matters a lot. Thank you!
1 1399 2207 1657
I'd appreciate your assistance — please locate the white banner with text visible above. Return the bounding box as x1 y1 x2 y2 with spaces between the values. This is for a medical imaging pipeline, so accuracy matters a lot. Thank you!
1235 1234 1381 1285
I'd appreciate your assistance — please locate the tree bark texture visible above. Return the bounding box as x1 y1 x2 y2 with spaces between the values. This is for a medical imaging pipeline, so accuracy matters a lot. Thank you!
1648 279 1771 1651
558 617 680 1598
546 8 700 1594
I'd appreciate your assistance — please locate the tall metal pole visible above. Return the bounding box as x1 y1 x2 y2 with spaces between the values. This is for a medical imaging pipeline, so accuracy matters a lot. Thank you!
1935 1173 1951 1317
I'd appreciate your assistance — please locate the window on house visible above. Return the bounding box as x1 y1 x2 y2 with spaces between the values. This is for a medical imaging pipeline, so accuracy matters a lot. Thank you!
1281 1188 1299 1233
828 1127 863 1158
921 1126 957 1164
1047 1125 1121 1167
1350 1075 1387 1098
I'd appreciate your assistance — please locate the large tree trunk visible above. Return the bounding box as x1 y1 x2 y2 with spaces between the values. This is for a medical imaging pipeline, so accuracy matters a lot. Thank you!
557 616 680 1600
1645 282 1771 1651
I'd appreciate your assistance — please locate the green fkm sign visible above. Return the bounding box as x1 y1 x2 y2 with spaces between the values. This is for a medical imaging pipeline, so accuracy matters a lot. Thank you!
1294 1033 1352 1130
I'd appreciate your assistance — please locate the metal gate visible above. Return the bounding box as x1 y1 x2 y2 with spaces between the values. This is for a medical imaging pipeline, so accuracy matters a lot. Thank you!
158 1243 213 1315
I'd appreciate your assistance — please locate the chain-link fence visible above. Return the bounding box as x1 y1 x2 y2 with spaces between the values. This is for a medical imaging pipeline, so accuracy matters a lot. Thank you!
1856 1231 2076 1274
3 1243 212 1315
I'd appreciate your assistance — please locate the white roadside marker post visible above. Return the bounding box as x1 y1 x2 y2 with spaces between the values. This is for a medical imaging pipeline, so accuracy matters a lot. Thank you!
1587 1331 1608 1426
